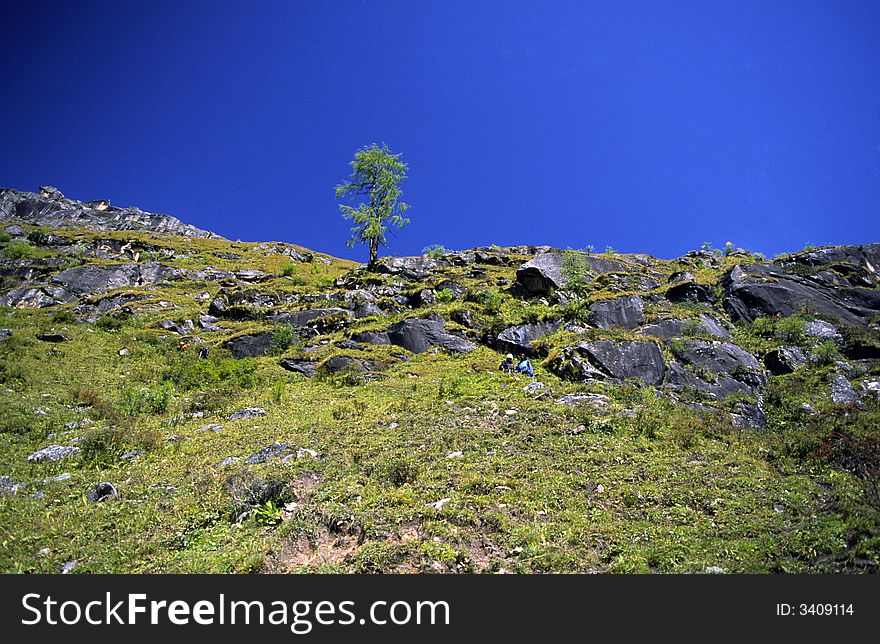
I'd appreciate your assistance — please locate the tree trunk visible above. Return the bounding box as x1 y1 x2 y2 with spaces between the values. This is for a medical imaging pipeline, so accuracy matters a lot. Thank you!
368 238 378 269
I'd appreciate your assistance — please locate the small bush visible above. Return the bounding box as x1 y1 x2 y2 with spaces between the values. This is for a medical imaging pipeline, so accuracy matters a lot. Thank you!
280 262 297 277
775 316 806 344
3 241 39 260
384 458 419 487
423 244 448 258
271 324 300 353
476 289 503 314
681 319 704 337
811 340 841 366
118 384 173 416
51 310 78 324
435 289 455 303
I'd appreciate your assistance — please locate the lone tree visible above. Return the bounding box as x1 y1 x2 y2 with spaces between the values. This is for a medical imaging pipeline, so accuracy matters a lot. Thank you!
335 143 410 268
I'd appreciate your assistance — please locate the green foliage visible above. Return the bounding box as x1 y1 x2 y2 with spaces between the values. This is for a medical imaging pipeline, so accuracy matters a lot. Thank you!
475 289 504 313
335 143 410 266
561 249 592 294
51 310 78 324
681 319 704 337
0 231 11 243
811 340 841 365
435 289 455 303
271 324 299 353
253 500 284 526
118 384 173 416
422 244 448 258
280 262 297 277
165 355 259 392
3 241 39 260
774 316 807 344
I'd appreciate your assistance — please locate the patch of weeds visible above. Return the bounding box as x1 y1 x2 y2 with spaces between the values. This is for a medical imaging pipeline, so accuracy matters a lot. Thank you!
118 384 173 416
79 424 162 468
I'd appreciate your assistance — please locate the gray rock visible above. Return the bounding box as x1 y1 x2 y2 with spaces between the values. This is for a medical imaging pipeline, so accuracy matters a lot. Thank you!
220 456 241 466
668 271 696 284
722 263 878 327
158 319 195 336
589 295 645 330
268 308 353 328
225 332 274 358
195 423 223 433
198 314 221 332
387 317 477 354
524 381 545 395
235 269 266 282
764 346 807 375
830 374 863 407
36 333 69 342
278 358 318 377
2 286 77 308
451 309 480 329
351 330 391 345
804 320 844 345
0 186 220 238
552 341 666 385
118 348 131 357
60 561 77 574
0 475 18 494
86 482 118 503
665 281 716 303
244 442 293 465
120 450 144 461
515 251 626 295
44 473 71 482
638 314 731 340
227 407 267 421
27 444 80 462
555 392 612 408
496 320 561 356
374 256 446 280
0 329 11 340
321 355 371 373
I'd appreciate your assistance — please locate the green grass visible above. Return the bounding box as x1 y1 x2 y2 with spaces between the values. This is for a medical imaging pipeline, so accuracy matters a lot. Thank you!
0 225 878 574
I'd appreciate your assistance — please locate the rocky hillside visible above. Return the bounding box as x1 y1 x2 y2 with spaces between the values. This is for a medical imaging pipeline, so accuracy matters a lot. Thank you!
1 185 878 573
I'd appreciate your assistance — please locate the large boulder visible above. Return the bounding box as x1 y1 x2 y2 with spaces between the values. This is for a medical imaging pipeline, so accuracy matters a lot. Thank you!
52 265 137 295
268 308 353 328
351 330 391 345
589 295 645 330
638 314 731 340
666 340 766 399
386 317 477 354
0 186 220 238
551 340 666 385
764 346 807 375
374 256 446 280
722 264 879 327
1 286 76 308
515 251 627 295
776 244 880 287
665 281 716 303
225 332 274 358
278 358 318 377
495 320 561 356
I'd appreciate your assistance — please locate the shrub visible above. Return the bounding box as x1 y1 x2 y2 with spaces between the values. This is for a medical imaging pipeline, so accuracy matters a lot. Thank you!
681 319 704 337
280 262 297 277
811 340 841 366
51 310 78 324
774 316 806 344
271 324 298 353
0 231 10 243
435 289 455 303
3 241 39 260
118 384 173 416
476 289 503 314
561 249 592 294
423 244 448 258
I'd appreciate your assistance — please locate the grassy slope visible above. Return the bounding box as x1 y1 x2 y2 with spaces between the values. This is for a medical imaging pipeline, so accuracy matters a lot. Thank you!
0 229 878 573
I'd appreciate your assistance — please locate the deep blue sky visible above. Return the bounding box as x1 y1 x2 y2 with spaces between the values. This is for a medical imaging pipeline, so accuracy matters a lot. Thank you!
2 0 879 261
